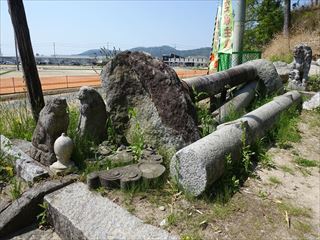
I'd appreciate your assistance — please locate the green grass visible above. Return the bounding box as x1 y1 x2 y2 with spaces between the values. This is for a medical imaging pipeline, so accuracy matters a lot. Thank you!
267 104 301 148
10 177 22 200
0 148 16 184
268 176 282 185
211 202 235 219
277 201 312 218
294 157 319 167
293 220 313 234
307 75 320 92
0 100 35 141
279 165 295 175
269 53 293 64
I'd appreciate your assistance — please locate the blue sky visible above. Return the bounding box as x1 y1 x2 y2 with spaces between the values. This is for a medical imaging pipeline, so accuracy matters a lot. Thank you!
0 0 219 56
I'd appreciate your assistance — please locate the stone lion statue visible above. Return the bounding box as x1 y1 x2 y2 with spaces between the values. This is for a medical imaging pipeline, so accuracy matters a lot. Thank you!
77 86 107 143
30 97 69 166
288 43 312 90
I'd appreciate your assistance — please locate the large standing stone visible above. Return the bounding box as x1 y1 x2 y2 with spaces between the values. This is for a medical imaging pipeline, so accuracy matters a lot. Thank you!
245 59 284 95
44 182 178 240
77 86 107 143
101 51 200 150
30 97 69 166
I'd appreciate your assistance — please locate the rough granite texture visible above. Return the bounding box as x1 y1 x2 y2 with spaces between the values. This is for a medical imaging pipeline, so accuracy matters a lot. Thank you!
245 59 284 95
30 97 69 166
0 178 75 238
77 86 108 144
213 81 257 123
171 91 302 196
303 92 320 110
0 135 48 183
101 51 199 150
44 182 178 240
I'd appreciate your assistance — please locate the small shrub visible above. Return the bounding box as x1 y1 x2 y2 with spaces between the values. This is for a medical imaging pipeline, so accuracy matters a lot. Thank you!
128 108 144 162
166 213 177 226
307 75 320 92
37 202 49 227
0 148 15 183
193 89 215 137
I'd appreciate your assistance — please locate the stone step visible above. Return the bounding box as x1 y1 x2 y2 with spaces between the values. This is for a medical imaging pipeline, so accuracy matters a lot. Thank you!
44 182 178 240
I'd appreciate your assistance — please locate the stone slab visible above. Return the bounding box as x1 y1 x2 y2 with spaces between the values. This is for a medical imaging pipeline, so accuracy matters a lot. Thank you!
0 135 49 183
0 178 76 238
44 182 178 240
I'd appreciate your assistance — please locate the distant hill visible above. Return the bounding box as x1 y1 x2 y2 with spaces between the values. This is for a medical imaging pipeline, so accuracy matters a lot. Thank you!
78 45 211 58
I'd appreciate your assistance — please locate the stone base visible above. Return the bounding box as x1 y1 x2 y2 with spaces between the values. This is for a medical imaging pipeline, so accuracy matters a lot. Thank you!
29 145 56 166
287 81 306 91
50 161 75 176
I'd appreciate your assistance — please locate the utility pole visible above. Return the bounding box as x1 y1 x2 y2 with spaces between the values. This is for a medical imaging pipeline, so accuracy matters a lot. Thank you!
7 0 45 122
53 42 56 57
14 35 20 71
232 0 246 66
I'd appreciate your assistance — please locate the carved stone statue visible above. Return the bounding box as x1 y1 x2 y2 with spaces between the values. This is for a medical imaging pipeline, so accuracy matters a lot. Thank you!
77 86 107 144
30 97 69 166
288 43 312 90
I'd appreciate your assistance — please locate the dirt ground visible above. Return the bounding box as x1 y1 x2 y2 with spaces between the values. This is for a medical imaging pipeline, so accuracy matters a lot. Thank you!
103 110 320 240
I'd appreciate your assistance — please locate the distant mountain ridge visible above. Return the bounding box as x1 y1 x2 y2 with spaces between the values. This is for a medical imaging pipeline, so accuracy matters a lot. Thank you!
79 45 211 58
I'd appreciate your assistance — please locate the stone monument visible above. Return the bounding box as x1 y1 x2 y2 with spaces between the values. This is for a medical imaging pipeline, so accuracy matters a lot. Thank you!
30 97 69 166
288 43 312 90
77 86 108 144
101 51 200 150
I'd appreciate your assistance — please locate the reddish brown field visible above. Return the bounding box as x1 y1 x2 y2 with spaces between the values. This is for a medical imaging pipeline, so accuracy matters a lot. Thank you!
0 69 207 95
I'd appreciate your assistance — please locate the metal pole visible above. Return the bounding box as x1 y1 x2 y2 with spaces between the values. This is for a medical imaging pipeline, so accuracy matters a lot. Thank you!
232 0 246 66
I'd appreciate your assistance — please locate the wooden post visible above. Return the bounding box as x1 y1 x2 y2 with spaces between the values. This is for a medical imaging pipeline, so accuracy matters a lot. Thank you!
7 0 45 122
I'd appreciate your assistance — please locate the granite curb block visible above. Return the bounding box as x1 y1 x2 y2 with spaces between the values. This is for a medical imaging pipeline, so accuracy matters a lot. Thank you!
44 182 178 240
0 135 49 182
0 178 76 237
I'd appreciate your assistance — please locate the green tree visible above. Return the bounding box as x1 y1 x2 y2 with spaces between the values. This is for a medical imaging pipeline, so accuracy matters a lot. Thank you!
244 0 284 50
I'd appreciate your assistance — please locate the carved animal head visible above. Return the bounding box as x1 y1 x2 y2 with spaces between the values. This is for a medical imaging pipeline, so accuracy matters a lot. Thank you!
43 97 68 116
78 86 103 106
293 43 312 64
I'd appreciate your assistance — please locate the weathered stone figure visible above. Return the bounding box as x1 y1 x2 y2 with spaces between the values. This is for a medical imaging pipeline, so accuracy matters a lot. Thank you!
101 51 200 150
30 97 69 166
77 86 107 143
288 43 312 90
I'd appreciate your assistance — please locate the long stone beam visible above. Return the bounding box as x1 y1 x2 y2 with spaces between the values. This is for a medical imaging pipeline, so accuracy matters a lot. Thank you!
182 64 257 100
170 91 302 196
212 81 258 123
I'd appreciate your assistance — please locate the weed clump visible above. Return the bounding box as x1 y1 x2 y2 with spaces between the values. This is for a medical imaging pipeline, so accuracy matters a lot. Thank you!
0 100 35 141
